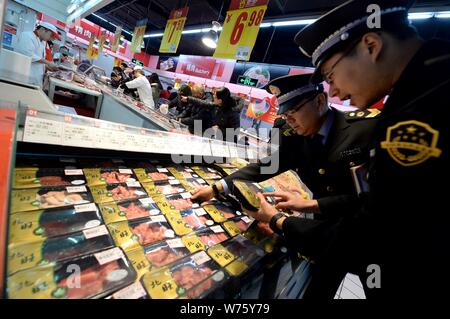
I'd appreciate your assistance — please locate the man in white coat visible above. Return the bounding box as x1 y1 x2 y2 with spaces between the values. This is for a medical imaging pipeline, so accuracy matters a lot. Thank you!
122 69 155 109
16 22 60 87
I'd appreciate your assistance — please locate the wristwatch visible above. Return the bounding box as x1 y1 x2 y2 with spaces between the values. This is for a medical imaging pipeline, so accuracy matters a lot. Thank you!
269 213 285 235
211 183 220 197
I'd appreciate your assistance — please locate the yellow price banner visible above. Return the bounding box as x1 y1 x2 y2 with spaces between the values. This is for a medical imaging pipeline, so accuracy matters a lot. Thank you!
111 26 122 52
131 18 148 53
159 7 189 53
98 30 106 54
214 0 268 61
86 33 98 60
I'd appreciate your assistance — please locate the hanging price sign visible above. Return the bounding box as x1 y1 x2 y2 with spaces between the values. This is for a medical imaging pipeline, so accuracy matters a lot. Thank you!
214 0 268 61
131 18 148 53
159 7 189 53
86 33 98 59
98 30 106 54
111 26 122 52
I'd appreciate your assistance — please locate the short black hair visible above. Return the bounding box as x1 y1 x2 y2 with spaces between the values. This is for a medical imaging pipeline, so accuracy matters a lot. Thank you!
167 86 173 90
121 62 128 68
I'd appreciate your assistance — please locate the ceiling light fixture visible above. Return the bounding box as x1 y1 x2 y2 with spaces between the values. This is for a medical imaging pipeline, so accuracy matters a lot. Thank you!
201 21 220 49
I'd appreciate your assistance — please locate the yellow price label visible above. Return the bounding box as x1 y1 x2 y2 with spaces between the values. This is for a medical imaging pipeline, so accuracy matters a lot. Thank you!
7 265 60 299
207 244 236 267
203 205 226 223
160 17 186 53
99 202 123 224
125 247 151 279
131 19 148 53
181 234 206 253
86 34 99 60
223 220 241 237
225 259 248 277
142 268 179 299
107 221 140 252
134 169 152 183
8 240 48 274
8 210 45 244
165 211 193 236
214 4 267 61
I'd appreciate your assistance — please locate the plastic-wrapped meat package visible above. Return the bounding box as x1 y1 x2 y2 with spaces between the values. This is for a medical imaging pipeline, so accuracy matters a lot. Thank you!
13 168 87 189
192 166 222 180
90 183 147 204
199 233 228 247
100 171 135 184
144 240 190 268
131 219 175 246
181 210 214 230
117 199 160 220
165 193 199 212
172 265 213 298
155 183 185 195
111 185 142 201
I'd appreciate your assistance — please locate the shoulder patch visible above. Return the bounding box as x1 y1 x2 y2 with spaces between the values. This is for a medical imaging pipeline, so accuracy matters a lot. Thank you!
345 108 381 121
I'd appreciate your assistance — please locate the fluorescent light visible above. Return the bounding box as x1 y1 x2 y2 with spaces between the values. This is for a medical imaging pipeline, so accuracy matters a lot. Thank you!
272 19 316 27
435 11 450 18
92 13 107 22
408 12 434 20
122 29 133 36
145 33 164 38
182 29 202 34
109 22 118 28
260 22 272 28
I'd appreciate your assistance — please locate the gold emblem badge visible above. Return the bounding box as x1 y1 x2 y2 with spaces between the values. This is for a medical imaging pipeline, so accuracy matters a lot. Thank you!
381 120 442 167
268 85 281 97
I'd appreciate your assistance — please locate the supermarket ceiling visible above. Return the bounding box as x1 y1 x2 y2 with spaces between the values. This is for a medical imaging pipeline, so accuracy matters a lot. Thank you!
86 0 450 66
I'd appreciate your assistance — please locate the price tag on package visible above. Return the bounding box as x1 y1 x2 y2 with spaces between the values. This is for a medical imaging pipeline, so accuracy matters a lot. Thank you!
64 169 83 176
95 247 125 265
213 0 268 61
191 251 211 265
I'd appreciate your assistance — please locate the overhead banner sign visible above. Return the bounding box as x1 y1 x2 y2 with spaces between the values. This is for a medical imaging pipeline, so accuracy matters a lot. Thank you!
98 30 106 54
111 26 122 52
214 0 268 61
86 33 99 59
159 7 189 54
131 18 148 53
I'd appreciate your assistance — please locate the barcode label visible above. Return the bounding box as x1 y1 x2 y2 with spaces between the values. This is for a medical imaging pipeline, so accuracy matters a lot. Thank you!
83 225 109 239
236 46 250 60
150 215 167 223
119 169 133 174
191 251 211 265
194 208 207 216
210 225 224 233
74 203 98 213
66 186 87 193
126 181 141 187
167 238 185 249
95 247 125 265
64 169 83 176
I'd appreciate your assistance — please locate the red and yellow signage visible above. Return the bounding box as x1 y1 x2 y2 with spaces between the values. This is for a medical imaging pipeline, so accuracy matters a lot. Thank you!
159 7 189 54
86 33 99 59
214 0 268 61
111 26 122 52
98 30 106 54
131 18 148 53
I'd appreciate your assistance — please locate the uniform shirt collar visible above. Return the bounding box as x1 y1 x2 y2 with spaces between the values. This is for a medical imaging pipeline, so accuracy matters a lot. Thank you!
315 107 334 145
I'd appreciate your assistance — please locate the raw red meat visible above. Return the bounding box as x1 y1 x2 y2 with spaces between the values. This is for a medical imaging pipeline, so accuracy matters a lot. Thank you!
168 198 192 211
148 172 169 181
118 202 149 220
199 233 228 247
132 222 167 245
111 186 139 201
101 171 131 184
145 248 185 268
172 265 213 298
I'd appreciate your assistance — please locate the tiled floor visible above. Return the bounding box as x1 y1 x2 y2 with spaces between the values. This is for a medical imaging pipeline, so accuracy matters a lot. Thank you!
334 273 366 299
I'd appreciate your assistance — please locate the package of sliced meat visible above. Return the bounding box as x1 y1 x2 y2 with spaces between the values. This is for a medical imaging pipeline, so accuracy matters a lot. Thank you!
7 247 136 299
13 168 86 189
167 165 200 180
232 180 267 212
142 180 186 196
8 203 103 244
179 178 207 194
202 201 242 223
11 186 94 213
83 168 138 187
99 197 161 224
89 182 148 204
191 166 223 180
107 216 176 252
181 226 229 253
7 225 114 274
180 208 215 231
141 251 227 299
222 216 254 237
143 238 190 269
165 192 199 212
134 165 176 183
207 235 265 277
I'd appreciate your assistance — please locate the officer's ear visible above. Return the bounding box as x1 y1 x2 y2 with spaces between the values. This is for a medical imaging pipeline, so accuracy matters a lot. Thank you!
316 92 328 109
361 32 383 63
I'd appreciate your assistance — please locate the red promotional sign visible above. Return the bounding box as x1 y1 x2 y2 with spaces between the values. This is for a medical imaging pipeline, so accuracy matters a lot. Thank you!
177 56 217 79
69 20 100 43
246 95 278 125
229 0 269 10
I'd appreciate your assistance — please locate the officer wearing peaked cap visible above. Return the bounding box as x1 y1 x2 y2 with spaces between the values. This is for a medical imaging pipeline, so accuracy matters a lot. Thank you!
287 0 450 300
192 73 378 226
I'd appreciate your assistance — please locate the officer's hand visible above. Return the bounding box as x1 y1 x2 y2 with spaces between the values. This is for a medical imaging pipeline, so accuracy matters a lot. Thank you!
243 193 279 223
265 191 320 213
191 186 214 203
180 96 188 103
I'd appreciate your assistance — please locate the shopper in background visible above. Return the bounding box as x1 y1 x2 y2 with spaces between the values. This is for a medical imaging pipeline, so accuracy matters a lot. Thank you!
160 85 172 100
148 73 163 107
169 84 192 116
167 86 178 101
182 86 240 141
120 62 133 80
111 66 137 98
16 21 60 87
178 84 214 134
121 69 155 109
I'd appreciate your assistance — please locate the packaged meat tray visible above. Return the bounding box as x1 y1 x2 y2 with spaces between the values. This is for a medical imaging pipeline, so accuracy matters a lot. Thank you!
79 158 128 169
8 203 103 244
10 186 93 213
123 247 152 280
144 238 191 269
110 282 148 299
167 166 200 180
202 201 242 223
7 247 136 299
134 166 176 183
181 226 229 253
13 168 86 189
142 180 186 196
179 178 207 193
232 180 275 211
222 216 254 237
164 211 196 236
99 197 161 224
83 168 138 186
89 182 147 204
7 225 114 274
191 166 223 180
207 235 265 277
107 216 176 252
14 157 80 170
165 192 199 212
141 251 227 299
180 208 215 231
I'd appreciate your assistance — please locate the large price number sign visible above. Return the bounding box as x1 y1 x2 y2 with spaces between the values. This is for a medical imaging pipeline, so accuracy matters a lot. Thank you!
160 7 189 53
214 1 268 61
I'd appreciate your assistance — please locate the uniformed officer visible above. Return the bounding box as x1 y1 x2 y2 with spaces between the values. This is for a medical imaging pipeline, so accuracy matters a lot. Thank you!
257 0 449 300
192 73 379 221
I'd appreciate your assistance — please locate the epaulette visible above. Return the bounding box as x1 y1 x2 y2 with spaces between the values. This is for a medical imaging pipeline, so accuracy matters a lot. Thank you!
344 108 381 121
